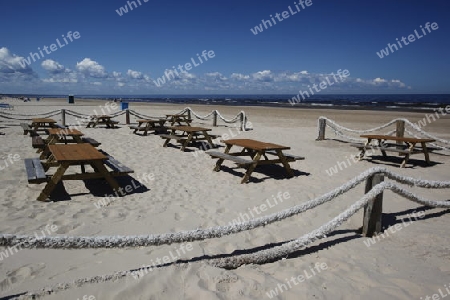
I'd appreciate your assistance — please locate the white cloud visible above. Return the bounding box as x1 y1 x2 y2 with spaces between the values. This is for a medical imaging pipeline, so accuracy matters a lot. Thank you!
127 69 144 79
230 73 250 80
76 58 108 78
252 70 274 82
41 59 67 74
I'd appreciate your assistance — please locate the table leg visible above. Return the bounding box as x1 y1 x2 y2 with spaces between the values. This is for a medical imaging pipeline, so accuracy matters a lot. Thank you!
421 142 431 164
275 149 295 177
203 131 215 148
359 138 372 160
181 133 194 151
379 139 387 157
91 160 121 193
214 144 233 171
37 162 70 201
241 151 262 184
400 142 415 168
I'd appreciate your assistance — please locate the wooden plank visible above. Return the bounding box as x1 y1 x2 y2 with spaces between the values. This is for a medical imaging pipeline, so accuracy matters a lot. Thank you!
24 158 37 181
206 151 254 165
159 134 186 141
32 158 46 180
362 174 384 237
81 137 101 147
265 150 305 160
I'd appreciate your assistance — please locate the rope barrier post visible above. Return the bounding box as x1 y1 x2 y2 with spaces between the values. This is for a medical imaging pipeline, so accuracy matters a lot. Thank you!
187 109 191 120
213 111 218 127
61 109 66 127
362 173 384 237
396 120 405 155
125 109 130 125
316 118 326 141
240 113 244 131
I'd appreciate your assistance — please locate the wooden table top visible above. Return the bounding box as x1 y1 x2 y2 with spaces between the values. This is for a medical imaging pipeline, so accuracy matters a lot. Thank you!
169 126 211 132
32 118 56 123
47 128 84 136
360 135 435 143
223 139 290 151
48 144 107 162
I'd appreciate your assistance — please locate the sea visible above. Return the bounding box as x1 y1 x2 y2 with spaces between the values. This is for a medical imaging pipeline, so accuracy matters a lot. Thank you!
5 94 450 111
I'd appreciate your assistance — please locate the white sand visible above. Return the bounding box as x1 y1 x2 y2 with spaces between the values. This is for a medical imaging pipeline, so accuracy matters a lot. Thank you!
0 98 449 300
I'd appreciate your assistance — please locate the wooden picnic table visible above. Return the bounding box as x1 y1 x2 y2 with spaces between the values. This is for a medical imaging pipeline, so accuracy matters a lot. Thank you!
207 138 304 183
30 144 131 201
86 115 118 128
160 125 215 151
165 114 192 126
37 128 85 159
31 118 57 132
130 119 166 135
355 134 436 168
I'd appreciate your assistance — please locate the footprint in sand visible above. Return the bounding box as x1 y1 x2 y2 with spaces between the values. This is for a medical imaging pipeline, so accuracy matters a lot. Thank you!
1 263 45 292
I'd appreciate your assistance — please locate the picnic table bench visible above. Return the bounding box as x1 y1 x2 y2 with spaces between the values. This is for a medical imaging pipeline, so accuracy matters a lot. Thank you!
86 115 119 128
160 126 216 151
207 139 304 183
166 114 192 126
36 128 101 159
21 123 35 135
130 119 167 135
24 144 134 201
353 135 436 168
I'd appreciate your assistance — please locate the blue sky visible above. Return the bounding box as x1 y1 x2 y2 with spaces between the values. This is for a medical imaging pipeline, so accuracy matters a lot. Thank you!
0 0 449 94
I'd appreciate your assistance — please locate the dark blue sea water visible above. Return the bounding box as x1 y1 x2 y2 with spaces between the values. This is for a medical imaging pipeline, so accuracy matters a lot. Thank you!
8 94 450 110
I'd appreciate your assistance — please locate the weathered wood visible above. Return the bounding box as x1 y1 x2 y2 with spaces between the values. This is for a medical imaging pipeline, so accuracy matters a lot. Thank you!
61 109 66 127
363 174 384 237
32 136 45 149
264 150 305 161
125 109 130 125
81 137 101 147
316 118 326 141
24 158 48 183
206 151 254 165
213 111 218 127
103 155 134 174
396 120 405 155
159 134 186 141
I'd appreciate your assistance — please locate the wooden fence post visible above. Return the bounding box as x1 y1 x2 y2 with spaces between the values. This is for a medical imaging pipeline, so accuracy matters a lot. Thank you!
213 111 218 127
396 120 405 155
362 173 384 237
125 109 130 125
186 109 191 120
316 118 326 140
240 113 245 131
61 109 66 127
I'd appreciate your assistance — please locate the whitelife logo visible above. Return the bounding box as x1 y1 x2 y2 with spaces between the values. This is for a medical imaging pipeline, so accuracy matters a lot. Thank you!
19 31 81 68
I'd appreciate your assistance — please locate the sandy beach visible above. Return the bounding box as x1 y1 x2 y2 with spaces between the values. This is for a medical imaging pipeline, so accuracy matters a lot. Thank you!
0 98 449 300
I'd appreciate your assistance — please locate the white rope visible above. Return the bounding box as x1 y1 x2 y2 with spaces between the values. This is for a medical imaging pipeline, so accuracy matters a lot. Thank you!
0 110 60 117
319 116 398 134
128 110 165 120
178 107 250 131
319 117 450 150
9 169 450 299
1 167 449 250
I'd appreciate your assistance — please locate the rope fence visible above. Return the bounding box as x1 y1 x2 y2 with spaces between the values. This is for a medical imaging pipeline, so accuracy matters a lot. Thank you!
316 116 450 151
3 167 450 299
0 107 251 131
